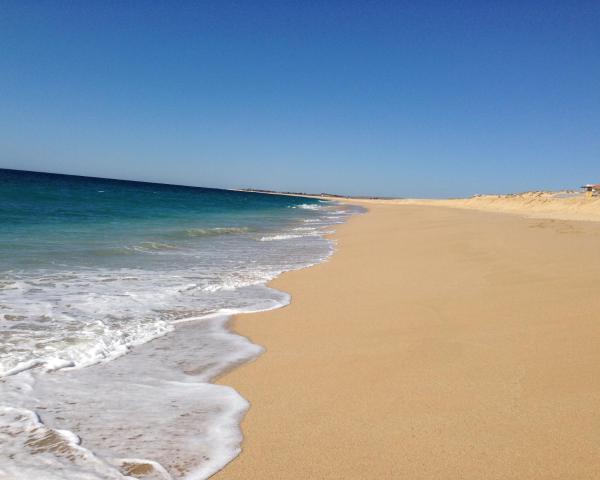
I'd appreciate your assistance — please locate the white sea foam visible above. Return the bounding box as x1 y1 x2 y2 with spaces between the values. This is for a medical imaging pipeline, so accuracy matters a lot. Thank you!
291 203 323 210
183 227 250 237
259 229 328 241
0 405 130 480
1 312 274 480
0 201 364 479
259 234 306 241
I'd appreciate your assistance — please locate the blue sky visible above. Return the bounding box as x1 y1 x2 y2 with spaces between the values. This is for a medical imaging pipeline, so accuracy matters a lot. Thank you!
1 1 599 197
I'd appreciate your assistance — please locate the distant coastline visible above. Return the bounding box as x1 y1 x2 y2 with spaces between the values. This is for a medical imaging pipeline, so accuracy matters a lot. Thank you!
236 187 400 201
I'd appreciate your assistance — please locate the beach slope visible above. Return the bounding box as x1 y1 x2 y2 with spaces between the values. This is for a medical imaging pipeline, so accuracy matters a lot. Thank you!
216 203 600 479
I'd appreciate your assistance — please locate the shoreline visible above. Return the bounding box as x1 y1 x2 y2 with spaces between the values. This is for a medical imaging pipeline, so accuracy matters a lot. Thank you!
0 183 352 480
215 202 600 479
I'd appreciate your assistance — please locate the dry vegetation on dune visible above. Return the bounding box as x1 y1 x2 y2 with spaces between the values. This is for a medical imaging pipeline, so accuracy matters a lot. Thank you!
347 190 600 222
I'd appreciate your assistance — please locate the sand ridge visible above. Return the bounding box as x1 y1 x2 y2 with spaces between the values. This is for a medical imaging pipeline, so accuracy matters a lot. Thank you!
336 190 600 222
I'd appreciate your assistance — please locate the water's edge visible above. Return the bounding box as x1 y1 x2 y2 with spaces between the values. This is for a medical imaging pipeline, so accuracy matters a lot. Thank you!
207 242 341 476
175 223 344 479
1 202 364 480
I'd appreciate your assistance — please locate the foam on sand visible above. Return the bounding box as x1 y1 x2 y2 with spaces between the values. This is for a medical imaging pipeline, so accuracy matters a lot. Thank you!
1 314 265 480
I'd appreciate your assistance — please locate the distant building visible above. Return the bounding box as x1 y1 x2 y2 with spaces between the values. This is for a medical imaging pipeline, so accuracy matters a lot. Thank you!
582 184 600 198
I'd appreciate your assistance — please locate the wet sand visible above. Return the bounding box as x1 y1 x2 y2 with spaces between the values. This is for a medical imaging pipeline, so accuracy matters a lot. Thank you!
215 203 600 479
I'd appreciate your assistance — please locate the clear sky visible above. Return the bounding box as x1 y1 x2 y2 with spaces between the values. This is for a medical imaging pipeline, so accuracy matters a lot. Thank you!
1 1 598 197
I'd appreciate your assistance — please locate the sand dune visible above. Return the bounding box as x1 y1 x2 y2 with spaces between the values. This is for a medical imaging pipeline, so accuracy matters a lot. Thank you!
348 191 600 222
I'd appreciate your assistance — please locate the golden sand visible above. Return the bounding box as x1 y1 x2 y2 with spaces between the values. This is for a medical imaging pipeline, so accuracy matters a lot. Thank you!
215 201 600 479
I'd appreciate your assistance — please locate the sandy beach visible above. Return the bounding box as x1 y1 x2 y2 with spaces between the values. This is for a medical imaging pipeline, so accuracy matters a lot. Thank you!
4 3 597 478
216 200 600 479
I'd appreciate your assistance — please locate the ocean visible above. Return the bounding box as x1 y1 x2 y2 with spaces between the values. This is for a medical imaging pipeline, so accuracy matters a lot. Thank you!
0 169 361 479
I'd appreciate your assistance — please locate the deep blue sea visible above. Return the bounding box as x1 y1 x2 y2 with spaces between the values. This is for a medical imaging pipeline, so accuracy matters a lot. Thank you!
0 169 360 479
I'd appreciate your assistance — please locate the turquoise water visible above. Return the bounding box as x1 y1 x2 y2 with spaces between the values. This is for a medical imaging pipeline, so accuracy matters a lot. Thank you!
0 169 359 479
1 169 323 270
0 168 338 373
